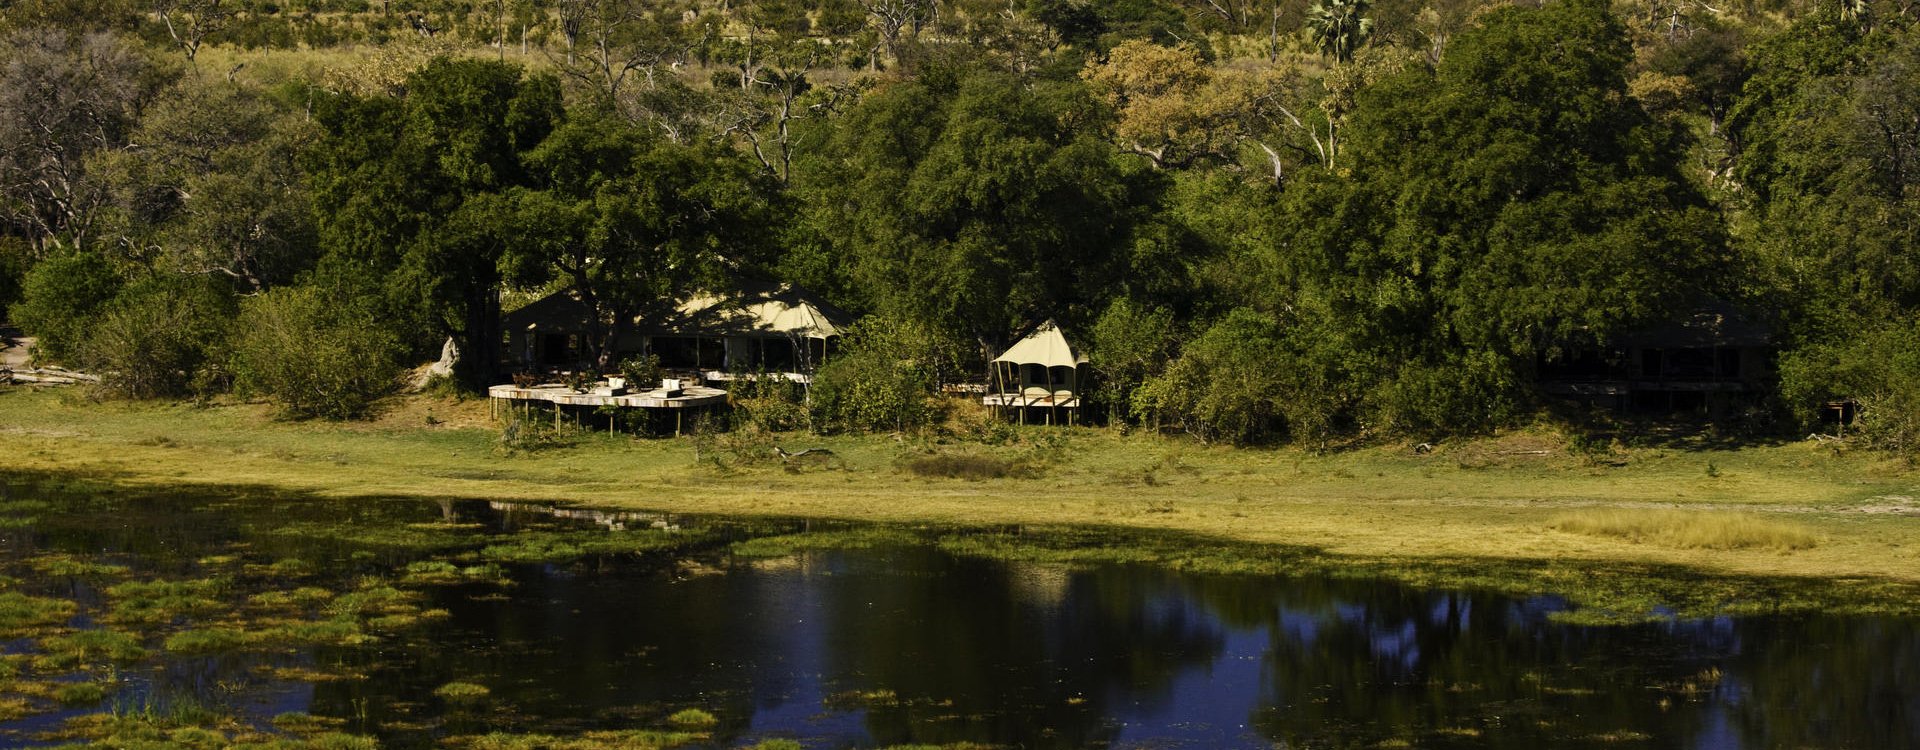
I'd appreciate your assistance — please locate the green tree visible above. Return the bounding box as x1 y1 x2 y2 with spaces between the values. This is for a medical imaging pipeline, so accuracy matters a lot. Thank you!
1303 0 1730 434
809 316 967 433
495 113 777 372
304 56 561 388
789 71 1146 347
1305 0 1371 63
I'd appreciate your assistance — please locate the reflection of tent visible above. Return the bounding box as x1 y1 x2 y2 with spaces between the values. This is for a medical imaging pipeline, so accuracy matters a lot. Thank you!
985 319 1088 425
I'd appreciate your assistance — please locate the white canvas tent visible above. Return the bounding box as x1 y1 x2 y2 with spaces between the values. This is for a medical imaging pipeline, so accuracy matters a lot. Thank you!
986 320 1088 425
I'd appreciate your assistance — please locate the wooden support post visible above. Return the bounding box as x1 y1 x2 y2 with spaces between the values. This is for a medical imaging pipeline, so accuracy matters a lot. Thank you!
675 409 683 437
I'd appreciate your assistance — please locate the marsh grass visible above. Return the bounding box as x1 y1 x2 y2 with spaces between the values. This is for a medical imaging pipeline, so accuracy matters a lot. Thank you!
433 681 492 703
1548 510 1820 551
476 529 712 564
665 708 718 727
461 729 702 749
105 579 229 624
162 628 248 655
728 528 924 558
0 592 78 636
35 630 149 668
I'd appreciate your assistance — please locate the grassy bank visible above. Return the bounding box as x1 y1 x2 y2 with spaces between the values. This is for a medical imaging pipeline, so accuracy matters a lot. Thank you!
2 386 1917 594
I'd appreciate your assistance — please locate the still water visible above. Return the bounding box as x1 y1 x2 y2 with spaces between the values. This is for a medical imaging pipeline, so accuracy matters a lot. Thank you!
0 477 1915 748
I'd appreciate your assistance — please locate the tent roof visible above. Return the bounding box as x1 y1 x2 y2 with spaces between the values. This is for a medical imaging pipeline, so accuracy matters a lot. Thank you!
992 319 1088 368
503 280 853 340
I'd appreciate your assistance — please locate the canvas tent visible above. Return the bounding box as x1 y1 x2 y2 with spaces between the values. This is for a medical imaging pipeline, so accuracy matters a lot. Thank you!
504 280 852 378
985 320 1089 424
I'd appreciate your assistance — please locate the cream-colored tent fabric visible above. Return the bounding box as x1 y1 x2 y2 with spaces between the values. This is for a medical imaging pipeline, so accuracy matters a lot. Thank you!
991 320 1087 368
676 288 846 340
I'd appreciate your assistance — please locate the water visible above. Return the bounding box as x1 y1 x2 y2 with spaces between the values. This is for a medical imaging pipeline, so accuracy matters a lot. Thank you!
1 477 1916 748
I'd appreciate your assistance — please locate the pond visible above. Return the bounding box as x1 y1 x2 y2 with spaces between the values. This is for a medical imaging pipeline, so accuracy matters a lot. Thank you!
0 475 1915 748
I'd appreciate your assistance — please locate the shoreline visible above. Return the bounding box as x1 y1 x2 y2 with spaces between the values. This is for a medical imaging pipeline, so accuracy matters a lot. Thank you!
2 387 1918 606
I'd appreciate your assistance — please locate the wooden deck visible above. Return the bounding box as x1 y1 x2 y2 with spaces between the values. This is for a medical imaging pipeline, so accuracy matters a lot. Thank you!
982 393 1081 408
488 383 729 435
487 383 729 409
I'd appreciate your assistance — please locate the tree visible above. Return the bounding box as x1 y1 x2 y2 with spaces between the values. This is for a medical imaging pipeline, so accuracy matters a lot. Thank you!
497 114 778 372
788 71 1145 349
91 79 317 291
1302 0 1730 433
1305 0 1371 63
84 274 235 399
0 30 165 255
305 57 562 388
153 0 230 67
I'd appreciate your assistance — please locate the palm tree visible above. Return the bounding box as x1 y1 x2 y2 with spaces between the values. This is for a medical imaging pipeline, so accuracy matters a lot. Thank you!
1306 0 1373 64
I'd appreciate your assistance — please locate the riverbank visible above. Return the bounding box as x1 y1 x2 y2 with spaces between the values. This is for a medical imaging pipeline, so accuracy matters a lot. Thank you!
2 386 1917 596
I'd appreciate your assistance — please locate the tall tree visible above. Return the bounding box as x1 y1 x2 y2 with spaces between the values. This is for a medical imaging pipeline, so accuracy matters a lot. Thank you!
1303 0 1730 432
305 57 561 387
496 114 778 371
0 30 165 255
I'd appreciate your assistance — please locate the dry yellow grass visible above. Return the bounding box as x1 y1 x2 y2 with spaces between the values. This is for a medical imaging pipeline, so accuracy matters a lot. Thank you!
0 387 1916 587
1547 509 1820 551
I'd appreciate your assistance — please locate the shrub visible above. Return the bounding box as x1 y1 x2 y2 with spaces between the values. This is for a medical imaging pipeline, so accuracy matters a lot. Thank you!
231 285 404 420
1780 319 1920 454
1088 298 1180 424
1134 308 1347 446
617 354 662 390
7 250 122 364
83 276 236 399
810 318 966 434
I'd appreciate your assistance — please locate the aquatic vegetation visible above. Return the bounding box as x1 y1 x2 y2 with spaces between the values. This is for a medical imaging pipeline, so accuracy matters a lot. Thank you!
27 554 129 578
268 521 483 552
249 587 337 609
460 730 702 749
433 681 492 703
0 591 78 636
164 628 249 655
1548 510 1820 551
325 583 420 618
52 709 378 749
53 680 109 706
35 630 150 668
729 528 925 558
401 560 510 585
0 697 33 721
105 578 229 624
476 529 711 564
746 741 802 750
665 708 717 728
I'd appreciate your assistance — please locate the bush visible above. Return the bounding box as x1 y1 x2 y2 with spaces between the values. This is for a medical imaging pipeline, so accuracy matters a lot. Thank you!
7 250 122 364
810 318 966 434
1134 308 1346 446
83 276 236 399
231 285 404 420
1088 298 1180 424
1780 320 1920 454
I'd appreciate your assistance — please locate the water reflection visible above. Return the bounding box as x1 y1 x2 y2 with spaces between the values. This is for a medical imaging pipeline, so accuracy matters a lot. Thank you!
1 482 1916 748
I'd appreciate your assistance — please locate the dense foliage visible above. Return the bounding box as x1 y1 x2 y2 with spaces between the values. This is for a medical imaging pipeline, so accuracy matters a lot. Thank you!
1 0 1916 446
